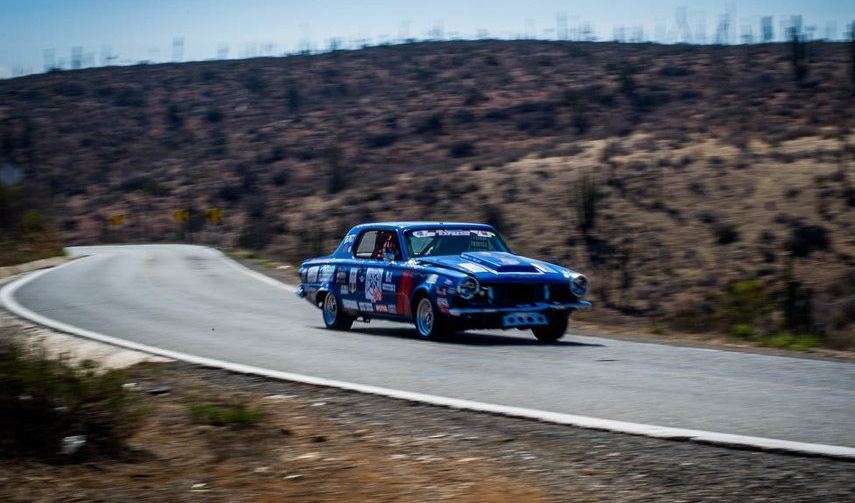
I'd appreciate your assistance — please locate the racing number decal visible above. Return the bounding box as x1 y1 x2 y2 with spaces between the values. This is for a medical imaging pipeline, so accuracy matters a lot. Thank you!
397 270 415 316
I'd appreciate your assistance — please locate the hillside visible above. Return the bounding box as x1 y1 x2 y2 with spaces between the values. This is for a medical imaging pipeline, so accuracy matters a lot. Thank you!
1 40 853 347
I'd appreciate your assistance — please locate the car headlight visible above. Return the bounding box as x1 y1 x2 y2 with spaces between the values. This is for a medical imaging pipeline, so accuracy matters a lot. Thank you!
457 277 480 299
570 274 588 297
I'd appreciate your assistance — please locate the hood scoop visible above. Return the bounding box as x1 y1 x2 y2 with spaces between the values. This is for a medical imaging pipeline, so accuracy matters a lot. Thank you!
460 252 540 273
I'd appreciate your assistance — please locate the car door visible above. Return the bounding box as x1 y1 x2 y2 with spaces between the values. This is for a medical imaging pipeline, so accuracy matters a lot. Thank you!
337 229 374 315
344 228 407 318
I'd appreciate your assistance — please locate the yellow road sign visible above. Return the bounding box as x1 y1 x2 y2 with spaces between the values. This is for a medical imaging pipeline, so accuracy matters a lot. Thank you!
205 208 223 223
172 209 189 222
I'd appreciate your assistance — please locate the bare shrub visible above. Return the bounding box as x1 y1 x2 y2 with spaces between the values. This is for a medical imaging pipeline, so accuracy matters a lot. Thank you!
0 336 145 462
786 224 830 257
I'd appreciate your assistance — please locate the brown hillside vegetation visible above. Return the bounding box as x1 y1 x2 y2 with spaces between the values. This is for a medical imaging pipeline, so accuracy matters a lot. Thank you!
1 40 854 347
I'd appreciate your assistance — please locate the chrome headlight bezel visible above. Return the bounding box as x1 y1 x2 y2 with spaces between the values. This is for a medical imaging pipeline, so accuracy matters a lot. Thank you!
570 274 588 298
457 277 480 300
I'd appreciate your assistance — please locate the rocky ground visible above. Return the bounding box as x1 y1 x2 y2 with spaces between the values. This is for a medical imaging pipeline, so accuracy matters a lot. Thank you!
1 258 854 502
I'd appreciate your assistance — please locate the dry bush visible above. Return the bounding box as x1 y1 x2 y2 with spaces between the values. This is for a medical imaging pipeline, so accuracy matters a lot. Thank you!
0 333 145 462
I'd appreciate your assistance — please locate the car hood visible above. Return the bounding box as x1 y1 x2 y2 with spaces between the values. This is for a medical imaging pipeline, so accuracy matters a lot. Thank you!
417 251 567 279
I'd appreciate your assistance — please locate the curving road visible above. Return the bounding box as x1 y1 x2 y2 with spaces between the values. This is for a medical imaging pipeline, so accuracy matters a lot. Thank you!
3 244 855 453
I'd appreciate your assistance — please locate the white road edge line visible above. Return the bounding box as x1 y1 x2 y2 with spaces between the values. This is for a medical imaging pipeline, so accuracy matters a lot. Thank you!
3 250 854 462
215 248 298 293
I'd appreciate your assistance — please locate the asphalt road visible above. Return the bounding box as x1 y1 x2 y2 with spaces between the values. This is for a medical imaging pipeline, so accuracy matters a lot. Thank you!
4 244 855 450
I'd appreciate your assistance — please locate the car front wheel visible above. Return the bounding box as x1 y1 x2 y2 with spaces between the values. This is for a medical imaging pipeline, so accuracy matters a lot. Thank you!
414 296 449 340
322 292 354 330
532 312 569 342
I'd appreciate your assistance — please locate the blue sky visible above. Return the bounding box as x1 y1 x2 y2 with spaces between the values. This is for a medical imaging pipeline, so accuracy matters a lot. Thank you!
1 1 853 78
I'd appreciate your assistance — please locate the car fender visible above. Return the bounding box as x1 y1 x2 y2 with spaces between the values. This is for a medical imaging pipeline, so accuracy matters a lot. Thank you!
409 274 456 315
311 285 331 308
409 283 433 307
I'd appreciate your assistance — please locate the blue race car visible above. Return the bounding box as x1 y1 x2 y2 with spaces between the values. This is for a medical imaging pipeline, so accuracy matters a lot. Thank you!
296 222 591 341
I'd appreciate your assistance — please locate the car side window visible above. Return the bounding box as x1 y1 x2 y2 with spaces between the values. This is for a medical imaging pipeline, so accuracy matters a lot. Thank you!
354 231 378 259
353 230 401 261
372 230 402 261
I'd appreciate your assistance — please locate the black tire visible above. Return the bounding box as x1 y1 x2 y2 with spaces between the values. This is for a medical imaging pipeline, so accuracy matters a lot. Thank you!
532 312 569 342
322 292 354 330
413 296 450 340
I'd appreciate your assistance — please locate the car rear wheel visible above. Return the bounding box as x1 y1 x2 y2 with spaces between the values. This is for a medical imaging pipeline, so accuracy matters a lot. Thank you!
414 296 449 340
323 292 354 330
532 312 569 342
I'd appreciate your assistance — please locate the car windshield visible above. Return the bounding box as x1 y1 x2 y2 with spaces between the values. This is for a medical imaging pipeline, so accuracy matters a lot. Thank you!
404 228 510 258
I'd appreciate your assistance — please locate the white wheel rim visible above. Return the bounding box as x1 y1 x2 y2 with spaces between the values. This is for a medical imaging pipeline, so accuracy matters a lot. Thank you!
417 299 433 336
323 294 338 325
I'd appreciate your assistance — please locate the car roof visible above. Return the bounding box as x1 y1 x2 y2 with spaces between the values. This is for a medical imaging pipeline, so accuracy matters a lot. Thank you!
351 222 496 232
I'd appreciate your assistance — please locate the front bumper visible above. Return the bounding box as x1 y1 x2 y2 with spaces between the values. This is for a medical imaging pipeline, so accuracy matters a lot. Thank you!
447 300 592 317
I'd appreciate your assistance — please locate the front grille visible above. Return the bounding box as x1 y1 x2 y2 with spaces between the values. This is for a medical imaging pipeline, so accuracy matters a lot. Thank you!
475 282 576 307
489 284 543 304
